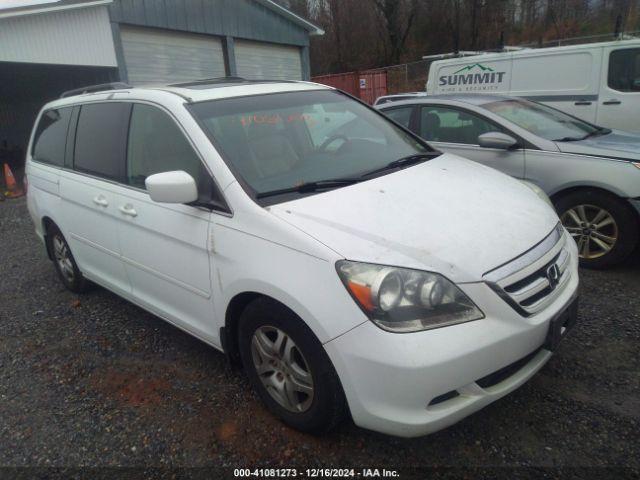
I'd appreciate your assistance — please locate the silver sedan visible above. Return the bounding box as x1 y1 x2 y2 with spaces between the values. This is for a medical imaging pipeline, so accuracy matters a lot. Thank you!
377 94 640 269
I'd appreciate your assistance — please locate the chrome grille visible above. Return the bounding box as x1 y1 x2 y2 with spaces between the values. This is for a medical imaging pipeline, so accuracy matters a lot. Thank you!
484 223 572 316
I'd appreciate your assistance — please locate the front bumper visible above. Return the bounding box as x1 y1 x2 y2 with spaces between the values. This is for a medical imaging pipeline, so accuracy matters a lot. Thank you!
324 250 579 438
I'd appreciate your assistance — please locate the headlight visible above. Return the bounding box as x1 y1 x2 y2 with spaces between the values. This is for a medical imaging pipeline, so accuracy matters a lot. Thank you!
520 180 553 208
336 261 484 333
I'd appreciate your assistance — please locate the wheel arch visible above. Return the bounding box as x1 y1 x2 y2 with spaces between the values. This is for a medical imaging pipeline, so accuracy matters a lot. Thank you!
41 216 57 260
222 291 319 365
550 185 640 222
549 183 625 203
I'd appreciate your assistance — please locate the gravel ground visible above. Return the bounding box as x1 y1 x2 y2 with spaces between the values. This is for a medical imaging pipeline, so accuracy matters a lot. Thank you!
1 197 639 476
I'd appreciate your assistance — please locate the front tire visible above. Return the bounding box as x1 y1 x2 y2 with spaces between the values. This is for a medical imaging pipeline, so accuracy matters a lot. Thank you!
238 298 347 434
46 225 90 293
555 190 639 269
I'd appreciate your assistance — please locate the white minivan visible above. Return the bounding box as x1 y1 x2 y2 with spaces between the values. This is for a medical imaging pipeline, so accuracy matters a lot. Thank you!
26 79 579 437
426 39 640 133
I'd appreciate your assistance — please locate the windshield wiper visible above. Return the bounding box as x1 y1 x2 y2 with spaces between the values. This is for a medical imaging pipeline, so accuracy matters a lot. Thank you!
256 178 362 199
554 135 584 142
360 153 436 178
585 127 612 139
554 127 612 142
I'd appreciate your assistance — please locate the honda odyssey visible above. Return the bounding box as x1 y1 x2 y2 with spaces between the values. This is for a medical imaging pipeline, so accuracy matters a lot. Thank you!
25 78 579 437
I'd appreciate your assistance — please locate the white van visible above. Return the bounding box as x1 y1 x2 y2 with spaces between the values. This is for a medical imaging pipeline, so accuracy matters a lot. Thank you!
426 39 640 133
26 79 578 437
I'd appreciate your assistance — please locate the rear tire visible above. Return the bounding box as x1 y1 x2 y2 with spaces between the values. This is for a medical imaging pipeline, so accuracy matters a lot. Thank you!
555 190 639 269
238 298 347 434
46 224 90 293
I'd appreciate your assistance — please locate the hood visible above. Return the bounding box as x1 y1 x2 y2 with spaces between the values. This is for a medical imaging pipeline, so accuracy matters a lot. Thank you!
269 154 559 283
555 130 640 161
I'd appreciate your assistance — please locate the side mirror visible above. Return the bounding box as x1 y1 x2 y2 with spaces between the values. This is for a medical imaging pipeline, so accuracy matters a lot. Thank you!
478 132 519 150
145 170 198 204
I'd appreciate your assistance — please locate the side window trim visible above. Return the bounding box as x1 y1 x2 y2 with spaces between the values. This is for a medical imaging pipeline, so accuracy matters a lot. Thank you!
380 105 417 131
65 106 80 169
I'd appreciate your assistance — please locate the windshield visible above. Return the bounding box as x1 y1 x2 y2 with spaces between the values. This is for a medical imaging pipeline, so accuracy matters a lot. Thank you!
190 90 432 201
483 98 600 141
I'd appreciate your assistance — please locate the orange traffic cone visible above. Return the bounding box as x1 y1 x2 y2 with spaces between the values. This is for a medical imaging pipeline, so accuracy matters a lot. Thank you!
3 163 25 199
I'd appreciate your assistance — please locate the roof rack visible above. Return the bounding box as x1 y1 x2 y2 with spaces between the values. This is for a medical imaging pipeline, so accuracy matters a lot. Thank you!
422 46 526 60
169 76 249 87
60 82 132 98
168 76 300 90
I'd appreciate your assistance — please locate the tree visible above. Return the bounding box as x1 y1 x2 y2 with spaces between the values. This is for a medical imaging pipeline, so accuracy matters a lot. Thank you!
373 0 419 64
274 0 640 76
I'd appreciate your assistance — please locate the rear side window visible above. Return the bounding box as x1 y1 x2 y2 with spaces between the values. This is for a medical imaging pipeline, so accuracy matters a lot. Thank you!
32 108 73 166
127 103 225 206
383 106 413 129
74 103 130 180
608 48 640 92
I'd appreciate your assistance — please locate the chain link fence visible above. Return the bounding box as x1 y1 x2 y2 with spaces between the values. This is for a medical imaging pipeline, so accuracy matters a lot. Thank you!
365 59 433 95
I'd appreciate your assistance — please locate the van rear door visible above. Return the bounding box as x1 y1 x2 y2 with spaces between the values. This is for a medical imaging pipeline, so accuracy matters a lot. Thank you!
597 46 640 134
59 102 132 295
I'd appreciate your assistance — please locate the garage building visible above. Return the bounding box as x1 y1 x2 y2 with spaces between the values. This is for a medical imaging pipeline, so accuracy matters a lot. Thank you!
0 0 323 168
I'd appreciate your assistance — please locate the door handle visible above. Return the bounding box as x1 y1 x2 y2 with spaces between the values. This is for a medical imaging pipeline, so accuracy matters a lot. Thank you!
574 101 591 106
603 99 621 105
93 195 108 207
119 204 138 217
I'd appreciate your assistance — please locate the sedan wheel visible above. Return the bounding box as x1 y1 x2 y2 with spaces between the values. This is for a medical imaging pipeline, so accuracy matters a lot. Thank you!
561 204 618 260
250 325 314 413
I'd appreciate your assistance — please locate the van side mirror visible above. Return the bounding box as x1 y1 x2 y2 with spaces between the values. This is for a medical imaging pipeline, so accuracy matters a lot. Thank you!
145 170 198 204
478 132 519 150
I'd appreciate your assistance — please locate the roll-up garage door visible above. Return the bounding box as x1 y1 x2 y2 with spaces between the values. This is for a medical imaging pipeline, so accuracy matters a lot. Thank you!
120 26 226 85
235 40 302 80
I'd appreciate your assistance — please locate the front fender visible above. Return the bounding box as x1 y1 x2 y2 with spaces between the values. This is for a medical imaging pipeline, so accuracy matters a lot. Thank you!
212 231 368 345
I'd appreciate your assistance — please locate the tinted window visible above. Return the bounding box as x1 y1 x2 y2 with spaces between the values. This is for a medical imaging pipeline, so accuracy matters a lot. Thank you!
74 103 130 180
383 107 413 128
608 48 640 92
127 104 224 206
32 108 73 166
420 106 499 144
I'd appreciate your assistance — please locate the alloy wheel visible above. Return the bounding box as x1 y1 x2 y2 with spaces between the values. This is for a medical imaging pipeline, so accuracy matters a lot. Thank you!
53 235 75 282
250 325 314 413
561 204 618 259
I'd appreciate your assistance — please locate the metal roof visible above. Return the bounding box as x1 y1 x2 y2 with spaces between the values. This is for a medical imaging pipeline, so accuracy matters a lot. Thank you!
0 0 324 35
0 0 110 18
255 0 324 36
